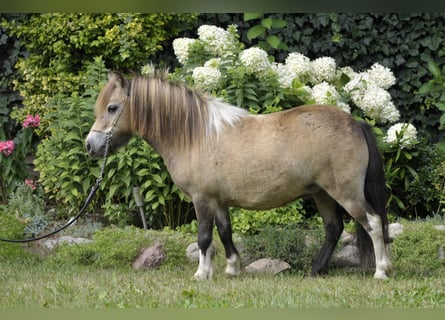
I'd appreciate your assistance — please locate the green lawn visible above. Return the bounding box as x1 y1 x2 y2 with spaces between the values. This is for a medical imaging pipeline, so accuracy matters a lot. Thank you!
1 258 444 308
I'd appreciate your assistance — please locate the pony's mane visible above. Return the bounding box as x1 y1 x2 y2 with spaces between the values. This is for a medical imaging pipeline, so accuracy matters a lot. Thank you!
129 74 249 151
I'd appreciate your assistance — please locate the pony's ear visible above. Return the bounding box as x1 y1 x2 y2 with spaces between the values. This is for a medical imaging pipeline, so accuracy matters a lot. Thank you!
108 71 128 89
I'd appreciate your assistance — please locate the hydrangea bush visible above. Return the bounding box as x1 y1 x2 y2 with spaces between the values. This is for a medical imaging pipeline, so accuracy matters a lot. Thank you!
155 24 435 217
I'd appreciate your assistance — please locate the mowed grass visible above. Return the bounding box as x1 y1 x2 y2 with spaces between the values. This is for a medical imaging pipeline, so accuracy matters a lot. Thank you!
1 258 445 308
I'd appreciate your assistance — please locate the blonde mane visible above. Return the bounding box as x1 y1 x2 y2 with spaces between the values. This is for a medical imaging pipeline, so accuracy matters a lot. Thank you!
129 75 249 151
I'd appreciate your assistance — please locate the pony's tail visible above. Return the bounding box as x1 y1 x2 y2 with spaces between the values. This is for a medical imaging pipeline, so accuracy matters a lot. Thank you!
356 121 389 268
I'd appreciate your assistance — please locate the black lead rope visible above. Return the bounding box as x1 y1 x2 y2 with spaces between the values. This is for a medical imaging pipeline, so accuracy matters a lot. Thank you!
0 130 113 243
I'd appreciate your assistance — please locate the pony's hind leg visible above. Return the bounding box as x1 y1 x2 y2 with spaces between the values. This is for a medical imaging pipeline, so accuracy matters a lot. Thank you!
341 200 392 279
215 206 241 277
312 191 344 276
193 199 215 280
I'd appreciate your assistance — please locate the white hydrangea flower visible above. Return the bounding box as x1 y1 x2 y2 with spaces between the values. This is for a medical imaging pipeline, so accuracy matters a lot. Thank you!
311 82 350 113
310 57 337 83
285 52 311 80
204 58 222 69
338 66 358 82
239 47 270 75
173 38 196 65
198 25 230 56
272 62 297 88
359 85 400 123
367 63 396 89
192 66 221 90
384 123 418 149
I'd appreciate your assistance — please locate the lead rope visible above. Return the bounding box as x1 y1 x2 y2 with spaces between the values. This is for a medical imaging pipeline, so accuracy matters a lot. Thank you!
0 129 113 243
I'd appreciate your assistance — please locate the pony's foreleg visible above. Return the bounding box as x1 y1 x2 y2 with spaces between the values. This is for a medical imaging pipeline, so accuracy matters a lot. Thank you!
215 206 241 277
312 191 344 276
193 200 215 280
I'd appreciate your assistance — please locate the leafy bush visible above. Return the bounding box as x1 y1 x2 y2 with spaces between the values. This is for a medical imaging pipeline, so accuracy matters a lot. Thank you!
1 13 197 136
240 224 324 272
231 200 306 235
49 227 194 269
0 206 29 259
391 221 445 276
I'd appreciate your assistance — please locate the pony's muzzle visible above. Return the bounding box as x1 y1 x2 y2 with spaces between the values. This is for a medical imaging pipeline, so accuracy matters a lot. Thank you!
85 131 107 158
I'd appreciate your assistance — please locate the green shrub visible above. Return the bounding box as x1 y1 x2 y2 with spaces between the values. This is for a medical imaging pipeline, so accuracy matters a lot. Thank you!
240 224 324 272
1 13 197 136
391 221 445 277
0 207 28 259
49 227 194 269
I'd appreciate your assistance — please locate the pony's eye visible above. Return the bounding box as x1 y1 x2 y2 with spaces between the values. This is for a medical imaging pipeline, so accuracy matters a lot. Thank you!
107 104 119 114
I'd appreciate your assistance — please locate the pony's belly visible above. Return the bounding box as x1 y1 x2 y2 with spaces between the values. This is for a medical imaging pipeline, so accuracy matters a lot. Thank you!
223 183 319 210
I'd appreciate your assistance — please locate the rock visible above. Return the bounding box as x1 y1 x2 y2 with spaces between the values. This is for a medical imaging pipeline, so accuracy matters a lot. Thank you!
132 240 166 270
186 242 215 262
244 258 291 275
388 223 404 240
340 230 355 245
334 244 360 267
41 236 93 251
434 225 445 231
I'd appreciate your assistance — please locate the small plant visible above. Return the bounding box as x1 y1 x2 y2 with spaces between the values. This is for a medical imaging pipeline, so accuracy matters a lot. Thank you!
391 220 445 277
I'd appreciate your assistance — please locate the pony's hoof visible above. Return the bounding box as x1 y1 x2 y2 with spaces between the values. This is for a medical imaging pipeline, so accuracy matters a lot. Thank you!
192 270 213 281
373 270 389 280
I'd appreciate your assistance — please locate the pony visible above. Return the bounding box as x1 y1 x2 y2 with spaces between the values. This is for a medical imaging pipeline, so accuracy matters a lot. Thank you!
85 71 393 280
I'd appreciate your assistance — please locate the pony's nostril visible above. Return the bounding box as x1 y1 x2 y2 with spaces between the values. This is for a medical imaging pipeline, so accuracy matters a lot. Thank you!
86 141 92 154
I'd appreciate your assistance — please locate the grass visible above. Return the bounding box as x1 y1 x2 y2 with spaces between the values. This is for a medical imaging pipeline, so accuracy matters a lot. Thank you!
1 254 445 308
1 219 445 308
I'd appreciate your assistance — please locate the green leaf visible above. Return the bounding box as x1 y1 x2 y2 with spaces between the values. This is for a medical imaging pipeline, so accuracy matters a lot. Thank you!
261 18 273 29
427 59 441 78
243 13 263 21
266 35 281 49
247 25 266 40
271 19 287 28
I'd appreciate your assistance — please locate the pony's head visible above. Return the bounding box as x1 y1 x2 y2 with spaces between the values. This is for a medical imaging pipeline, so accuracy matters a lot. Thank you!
86 72 132 157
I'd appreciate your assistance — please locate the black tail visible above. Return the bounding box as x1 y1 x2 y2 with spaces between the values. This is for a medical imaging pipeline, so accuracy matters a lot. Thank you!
356 121 389 267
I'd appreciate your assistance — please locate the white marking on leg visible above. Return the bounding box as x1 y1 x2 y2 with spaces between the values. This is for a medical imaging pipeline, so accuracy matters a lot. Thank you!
225 254 241 276
193 246 213 280
366 212 393 279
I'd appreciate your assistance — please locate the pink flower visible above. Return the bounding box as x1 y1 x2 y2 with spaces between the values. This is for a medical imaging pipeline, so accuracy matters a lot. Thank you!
25 178 37 190
0 140 15 156
23 114 40 128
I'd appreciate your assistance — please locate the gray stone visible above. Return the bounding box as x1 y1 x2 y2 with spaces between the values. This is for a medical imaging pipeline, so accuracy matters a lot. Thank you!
132 240 166 270
434 225 445 231
388 223 404 240
340 230 355 245
41 236 93 251
244 258 291 275
186 242 215 262
334 244 360 267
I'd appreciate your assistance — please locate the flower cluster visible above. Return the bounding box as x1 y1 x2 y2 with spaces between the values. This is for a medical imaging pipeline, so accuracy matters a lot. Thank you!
343 64 399 123
192 66 221 90
239 47 270 75
0 140 14 157
172 38 196 65
22 114 40 128
171 24 407 132
384 123 418 149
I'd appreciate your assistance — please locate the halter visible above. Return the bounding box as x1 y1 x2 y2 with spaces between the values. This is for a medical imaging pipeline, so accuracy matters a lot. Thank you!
0 81 132 243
